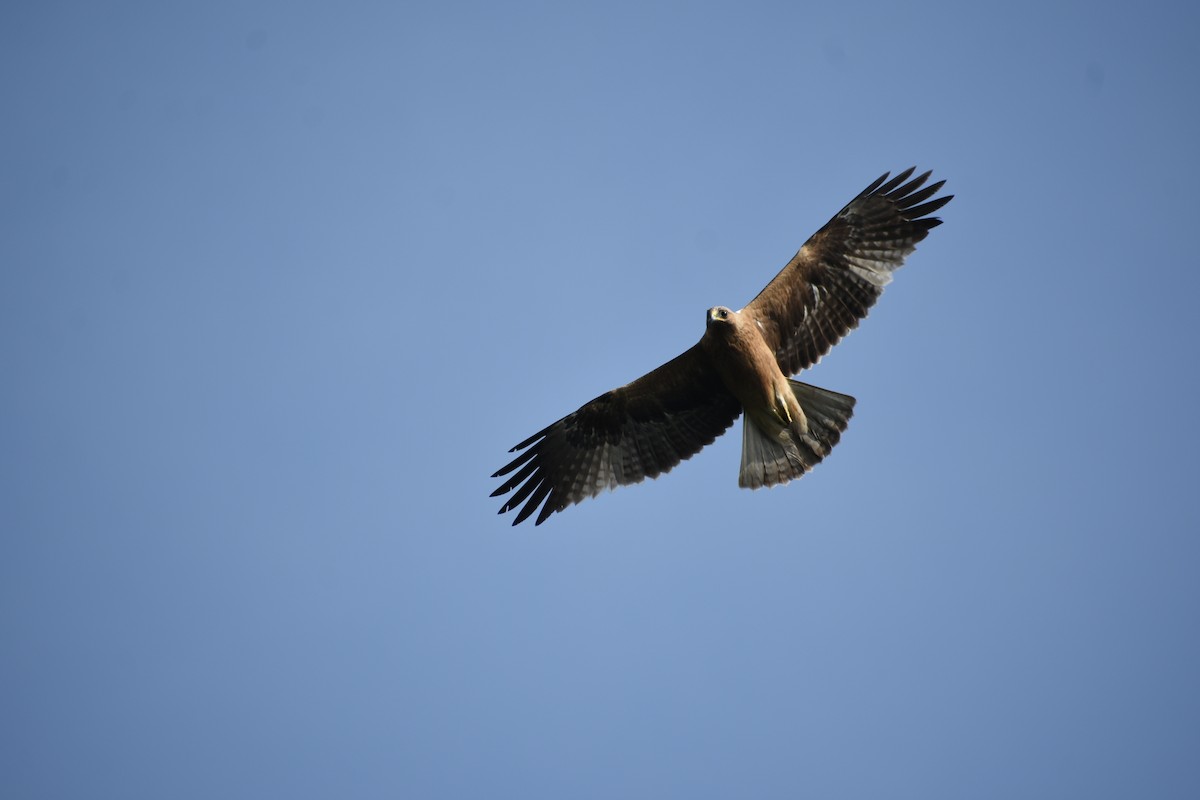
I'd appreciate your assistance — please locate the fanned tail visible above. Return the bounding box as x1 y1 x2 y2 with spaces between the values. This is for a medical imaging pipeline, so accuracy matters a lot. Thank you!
738 380 856 489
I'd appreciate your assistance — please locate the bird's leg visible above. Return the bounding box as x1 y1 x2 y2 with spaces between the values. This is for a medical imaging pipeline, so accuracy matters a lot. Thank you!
774 384 809 437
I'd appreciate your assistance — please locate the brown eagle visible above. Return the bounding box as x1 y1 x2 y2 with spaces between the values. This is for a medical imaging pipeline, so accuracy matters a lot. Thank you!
492 168 952 525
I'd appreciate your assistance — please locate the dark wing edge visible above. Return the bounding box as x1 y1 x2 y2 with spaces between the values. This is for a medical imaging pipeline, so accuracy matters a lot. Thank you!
745 167 953 376
491 343 742 526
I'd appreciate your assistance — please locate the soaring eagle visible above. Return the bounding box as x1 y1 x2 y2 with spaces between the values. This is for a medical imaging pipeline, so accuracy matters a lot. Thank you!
492 168 952 525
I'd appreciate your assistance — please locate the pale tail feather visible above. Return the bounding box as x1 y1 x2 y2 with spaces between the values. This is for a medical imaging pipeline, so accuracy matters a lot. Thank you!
738 380 856 489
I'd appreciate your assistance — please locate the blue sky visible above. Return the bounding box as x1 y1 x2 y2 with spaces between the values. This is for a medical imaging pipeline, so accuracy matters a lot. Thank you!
3 2 1199 798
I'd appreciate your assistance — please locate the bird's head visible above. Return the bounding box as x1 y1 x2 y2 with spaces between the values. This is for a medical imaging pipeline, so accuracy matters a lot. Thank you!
706 306 734 329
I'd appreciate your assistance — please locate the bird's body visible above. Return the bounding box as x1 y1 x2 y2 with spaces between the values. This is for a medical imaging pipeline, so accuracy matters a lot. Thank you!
493 168 952 525
701 304 854 489
702 306 788 429
702 306 814 481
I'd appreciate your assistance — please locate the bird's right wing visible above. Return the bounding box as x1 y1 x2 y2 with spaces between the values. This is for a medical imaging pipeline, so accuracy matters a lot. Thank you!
492 344 742 525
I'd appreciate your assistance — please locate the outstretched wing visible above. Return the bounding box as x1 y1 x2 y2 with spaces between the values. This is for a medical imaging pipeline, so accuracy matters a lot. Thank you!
745 168 952 376
492 344 741 525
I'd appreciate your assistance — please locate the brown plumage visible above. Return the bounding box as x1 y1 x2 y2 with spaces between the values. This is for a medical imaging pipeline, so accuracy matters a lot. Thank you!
493 168 952 525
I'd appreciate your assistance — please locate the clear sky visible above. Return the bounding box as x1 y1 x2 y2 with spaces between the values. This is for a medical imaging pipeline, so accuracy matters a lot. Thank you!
3 2 1199 798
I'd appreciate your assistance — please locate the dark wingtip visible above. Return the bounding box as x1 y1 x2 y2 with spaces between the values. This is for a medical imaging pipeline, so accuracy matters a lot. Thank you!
877 166 917 195
860 171 891 196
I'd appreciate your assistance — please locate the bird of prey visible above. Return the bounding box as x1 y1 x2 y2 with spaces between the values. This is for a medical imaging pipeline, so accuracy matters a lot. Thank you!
492 168 952 525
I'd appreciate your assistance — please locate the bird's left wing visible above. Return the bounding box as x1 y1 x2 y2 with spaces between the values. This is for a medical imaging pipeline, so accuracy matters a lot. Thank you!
492 343 741 525
745 168 952 376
